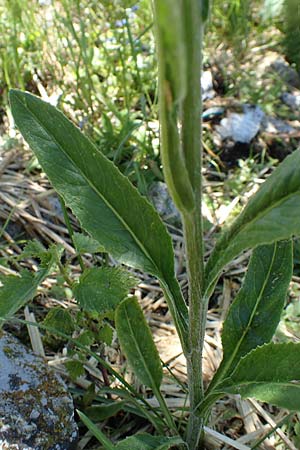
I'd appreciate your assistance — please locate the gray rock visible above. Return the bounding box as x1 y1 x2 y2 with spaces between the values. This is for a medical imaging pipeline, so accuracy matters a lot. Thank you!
149 182 181 227
216 105 265 144
271 59 300 88
0 331 78 450
0 219 24 240
214 103 298 144
262 115 297 134
281 92 300 111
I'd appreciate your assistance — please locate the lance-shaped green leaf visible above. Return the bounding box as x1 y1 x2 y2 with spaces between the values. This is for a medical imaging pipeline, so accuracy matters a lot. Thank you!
205 149 300 297
9 90 188 347
210 241 293 389
153 0 187 106
153 0 195 212
115 433 184 450
9 90 170 283
217 343 300 411
73 267 137 314
115 297 162 390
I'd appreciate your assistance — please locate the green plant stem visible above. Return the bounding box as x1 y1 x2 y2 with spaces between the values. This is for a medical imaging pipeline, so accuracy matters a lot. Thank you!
57 260 73 287
181 2 205 448
153 0 205 446
58 195 85 271
183 212 206 449
152 385 178 434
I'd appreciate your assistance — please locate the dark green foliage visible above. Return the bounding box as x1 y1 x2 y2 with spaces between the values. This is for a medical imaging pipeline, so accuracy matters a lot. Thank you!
73 267 137 314
0 242 63 328
43 307 75 335
115 433 184 450
219 343 300 411
205 149 300 297
85 401 126 422
115 297 162 390
222 241 292 370
65 359 86 381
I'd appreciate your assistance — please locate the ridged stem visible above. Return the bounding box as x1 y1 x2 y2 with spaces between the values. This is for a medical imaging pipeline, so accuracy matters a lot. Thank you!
181 2 205 448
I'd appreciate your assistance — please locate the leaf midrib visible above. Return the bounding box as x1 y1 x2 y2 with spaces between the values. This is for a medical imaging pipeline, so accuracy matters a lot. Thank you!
233 188 299 243
123 299 161 390
15 93 161 278
222 380 300 389
221 243 277 380
206 185 300 287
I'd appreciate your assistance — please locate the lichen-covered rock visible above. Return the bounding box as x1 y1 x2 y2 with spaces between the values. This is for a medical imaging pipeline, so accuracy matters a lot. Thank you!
0 331 78 450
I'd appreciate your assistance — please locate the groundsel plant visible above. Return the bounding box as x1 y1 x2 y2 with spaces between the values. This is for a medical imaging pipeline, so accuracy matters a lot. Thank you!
4 1 300 449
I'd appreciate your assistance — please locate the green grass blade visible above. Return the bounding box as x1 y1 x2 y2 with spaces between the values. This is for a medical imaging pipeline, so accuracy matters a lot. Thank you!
77 410 114 450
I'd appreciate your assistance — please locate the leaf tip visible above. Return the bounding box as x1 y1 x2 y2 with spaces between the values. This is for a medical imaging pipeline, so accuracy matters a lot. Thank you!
9 88 23 103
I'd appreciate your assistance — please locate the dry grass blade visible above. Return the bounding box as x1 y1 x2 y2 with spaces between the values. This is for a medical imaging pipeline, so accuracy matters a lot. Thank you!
24 306 45 357
203 425 251 450
236 398 273 450
248 399 298 450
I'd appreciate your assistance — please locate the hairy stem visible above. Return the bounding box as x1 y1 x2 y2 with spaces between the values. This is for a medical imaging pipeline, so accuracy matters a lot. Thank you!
153 1 205 447
181 2 205 448
184 213 206 449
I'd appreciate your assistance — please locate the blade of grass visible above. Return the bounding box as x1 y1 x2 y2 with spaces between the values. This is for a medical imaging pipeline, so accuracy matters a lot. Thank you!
77 410 114 449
